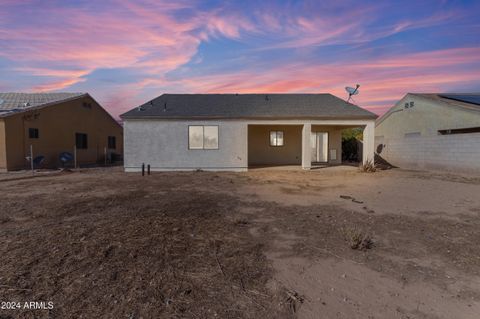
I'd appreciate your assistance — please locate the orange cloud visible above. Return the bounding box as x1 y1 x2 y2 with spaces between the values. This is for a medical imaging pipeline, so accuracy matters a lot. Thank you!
33 78 87 92
167 47 480 116
1 0 479 119
1 0 255 92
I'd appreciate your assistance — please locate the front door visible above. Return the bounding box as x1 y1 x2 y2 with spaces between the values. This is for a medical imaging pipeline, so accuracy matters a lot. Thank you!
310 132 328 163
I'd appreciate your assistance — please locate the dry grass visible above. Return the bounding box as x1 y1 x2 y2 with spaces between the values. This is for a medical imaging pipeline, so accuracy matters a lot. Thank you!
0 184 289 318
358 160 376 173
341 226 374 250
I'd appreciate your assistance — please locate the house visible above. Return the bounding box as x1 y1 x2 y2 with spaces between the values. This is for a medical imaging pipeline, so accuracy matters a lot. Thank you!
0 93 123 171
375 93 480 172
120 94 377 172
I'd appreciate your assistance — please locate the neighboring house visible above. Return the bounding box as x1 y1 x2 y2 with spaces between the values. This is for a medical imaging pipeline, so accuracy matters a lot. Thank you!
375 93 480 172
121 94 377 172
0 93 123 171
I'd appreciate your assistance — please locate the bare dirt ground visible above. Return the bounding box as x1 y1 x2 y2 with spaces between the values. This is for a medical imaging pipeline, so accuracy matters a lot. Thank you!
0 166 479 318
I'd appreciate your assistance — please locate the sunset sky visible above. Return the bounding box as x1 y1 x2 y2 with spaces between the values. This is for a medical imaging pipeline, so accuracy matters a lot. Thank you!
1 0 479 118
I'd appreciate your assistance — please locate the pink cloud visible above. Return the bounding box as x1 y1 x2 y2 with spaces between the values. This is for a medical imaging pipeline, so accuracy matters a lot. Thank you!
0 0 256 92
1 1 478 119
33 78 87 92
164 47 480 116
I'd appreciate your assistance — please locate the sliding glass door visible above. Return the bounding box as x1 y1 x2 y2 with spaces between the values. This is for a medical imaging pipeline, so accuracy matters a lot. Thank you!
310 132 328 163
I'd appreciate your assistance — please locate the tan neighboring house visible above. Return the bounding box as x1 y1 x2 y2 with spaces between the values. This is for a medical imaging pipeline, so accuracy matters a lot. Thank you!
375 93 480 172
121 94 377 172
0 93 123 171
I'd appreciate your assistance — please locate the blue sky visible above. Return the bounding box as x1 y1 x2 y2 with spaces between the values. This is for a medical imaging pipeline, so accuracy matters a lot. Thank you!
0 0 479 118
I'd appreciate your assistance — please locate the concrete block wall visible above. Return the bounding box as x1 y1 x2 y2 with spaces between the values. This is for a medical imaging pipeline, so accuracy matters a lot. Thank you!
376 133 480 173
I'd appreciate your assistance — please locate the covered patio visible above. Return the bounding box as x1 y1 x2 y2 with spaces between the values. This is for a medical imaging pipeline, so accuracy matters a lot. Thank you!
247 120 375 170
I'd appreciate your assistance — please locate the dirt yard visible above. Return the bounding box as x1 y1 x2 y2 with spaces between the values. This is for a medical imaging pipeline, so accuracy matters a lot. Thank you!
0 166 479 318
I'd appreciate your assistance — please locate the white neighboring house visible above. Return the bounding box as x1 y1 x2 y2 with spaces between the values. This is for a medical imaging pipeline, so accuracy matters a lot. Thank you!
120 94 377 172
375 93 480 173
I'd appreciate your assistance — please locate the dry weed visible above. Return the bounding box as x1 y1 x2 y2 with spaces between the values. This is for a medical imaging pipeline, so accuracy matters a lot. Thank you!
359 159 376 173
341 226 374 250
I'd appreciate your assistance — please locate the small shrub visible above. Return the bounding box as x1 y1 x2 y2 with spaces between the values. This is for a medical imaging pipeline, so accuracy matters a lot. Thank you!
359 159 376 173
341 226 373 250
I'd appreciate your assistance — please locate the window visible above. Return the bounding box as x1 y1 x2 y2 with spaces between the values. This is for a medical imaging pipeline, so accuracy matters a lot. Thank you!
108 136 116 149
270 131 284 146
29 128 39 139
438 127 480 135
188 126 219 150
75 133 88 149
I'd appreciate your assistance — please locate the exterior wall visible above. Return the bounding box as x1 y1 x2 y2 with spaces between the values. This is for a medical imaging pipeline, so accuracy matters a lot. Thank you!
248 125 302 165
0 119 6 171
124 120 248 171
376 94 480 137
124 118 374 171
1 96 123 170
376 94 480 172
377 133 480 173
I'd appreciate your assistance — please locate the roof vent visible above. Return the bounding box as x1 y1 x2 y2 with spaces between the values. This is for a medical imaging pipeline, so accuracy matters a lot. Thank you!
137 106 145 111
265 95 269 101
23 102 31 107
163 102 167 112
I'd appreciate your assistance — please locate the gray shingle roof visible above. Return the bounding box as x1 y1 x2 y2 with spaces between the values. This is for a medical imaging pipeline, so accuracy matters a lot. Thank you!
0 92 86 117
120 94 377 120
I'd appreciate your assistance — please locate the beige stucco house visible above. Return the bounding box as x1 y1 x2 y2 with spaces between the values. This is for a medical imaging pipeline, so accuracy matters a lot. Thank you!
0 93 123 171
375 93 480 172
121 94 377 172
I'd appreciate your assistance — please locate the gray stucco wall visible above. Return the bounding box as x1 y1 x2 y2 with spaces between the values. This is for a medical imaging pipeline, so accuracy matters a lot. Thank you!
376 94 480 137
124 120 248 171
124 118 375 171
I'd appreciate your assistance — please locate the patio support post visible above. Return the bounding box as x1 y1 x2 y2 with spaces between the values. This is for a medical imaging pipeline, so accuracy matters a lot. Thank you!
362 121 375 165
302 123 312 170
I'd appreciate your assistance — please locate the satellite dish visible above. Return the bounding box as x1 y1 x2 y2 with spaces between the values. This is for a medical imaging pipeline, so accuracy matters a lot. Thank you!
345 87 359 95
345 84 360 102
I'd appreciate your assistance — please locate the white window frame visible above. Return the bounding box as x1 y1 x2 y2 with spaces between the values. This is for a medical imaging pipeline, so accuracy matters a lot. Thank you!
270 131 284 147
188 125 219 150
